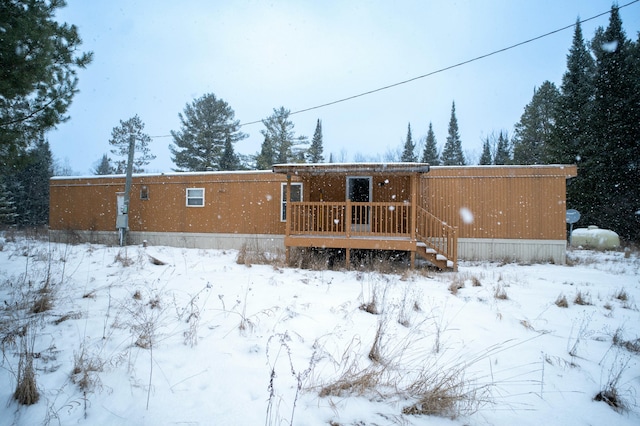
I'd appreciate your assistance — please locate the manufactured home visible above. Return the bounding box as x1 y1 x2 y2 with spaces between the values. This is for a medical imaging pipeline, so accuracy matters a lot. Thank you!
49 163 577 269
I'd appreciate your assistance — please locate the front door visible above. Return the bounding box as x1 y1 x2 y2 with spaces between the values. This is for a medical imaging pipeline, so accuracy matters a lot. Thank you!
347 176 371 230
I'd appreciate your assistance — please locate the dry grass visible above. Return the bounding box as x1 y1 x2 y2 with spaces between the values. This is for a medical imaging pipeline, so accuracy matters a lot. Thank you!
612 328 640 354
237 242 284 267
555 294 568 308
614 288 628 302
448 276 465 295
574 290 592 306
402 365 483 418
493 285 508 300
14 331 39 405
71 348 104 392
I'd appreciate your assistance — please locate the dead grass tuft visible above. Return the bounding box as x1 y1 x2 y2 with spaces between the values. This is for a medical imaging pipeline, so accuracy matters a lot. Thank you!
574 290 592 306
594 388 623 411
555 294 568 308
614 288 628 302
493 285 508 300
448 277 464 295
612 328 640 354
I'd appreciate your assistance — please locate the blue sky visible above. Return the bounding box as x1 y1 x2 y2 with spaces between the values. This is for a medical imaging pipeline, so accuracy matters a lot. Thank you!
50 0 640 174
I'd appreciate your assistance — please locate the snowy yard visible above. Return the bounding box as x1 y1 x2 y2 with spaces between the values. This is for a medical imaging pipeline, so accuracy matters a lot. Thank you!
0 236 638 425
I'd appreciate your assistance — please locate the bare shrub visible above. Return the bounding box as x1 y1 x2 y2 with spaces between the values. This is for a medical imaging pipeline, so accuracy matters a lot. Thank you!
555 294 568 308
471 276 482 287
595 351 631 413
266 332 319 426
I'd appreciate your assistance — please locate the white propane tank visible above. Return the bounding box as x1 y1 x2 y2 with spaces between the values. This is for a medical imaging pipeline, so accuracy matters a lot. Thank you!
571 225 620 249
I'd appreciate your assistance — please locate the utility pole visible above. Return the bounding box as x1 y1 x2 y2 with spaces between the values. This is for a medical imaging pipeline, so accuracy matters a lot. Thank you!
118 134 136 246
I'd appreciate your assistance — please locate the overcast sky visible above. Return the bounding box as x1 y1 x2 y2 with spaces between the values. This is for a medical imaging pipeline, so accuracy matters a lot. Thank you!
50 0 640 174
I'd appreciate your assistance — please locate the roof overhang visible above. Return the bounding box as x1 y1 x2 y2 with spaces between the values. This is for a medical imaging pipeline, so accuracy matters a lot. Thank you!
272 162 430 176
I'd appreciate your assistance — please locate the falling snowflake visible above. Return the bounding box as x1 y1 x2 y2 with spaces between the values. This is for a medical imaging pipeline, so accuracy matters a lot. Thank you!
460 207 474 224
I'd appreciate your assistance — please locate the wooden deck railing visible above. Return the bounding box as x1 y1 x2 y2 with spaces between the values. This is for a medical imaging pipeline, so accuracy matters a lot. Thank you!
416 206 458 269
288 201 411 237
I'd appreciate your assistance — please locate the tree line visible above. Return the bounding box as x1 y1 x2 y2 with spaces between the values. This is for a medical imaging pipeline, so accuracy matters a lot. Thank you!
1 3 637 242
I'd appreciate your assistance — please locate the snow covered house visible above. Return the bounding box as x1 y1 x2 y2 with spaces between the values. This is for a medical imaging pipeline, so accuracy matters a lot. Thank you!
49 163 577 269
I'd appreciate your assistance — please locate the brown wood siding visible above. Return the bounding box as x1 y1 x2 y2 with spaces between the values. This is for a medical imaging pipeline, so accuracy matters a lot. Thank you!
421 166 577 240
50 172 293 235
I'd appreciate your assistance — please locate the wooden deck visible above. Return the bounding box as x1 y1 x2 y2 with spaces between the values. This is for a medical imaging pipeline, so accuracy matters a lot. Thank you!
284 201 457 270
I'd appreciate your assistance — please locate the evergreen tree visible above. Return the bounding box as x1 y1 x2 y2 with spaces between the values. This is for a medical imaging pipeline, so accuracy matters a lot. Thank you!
512 81 559 164
494 131 511 165
219 133 241 171
547 20 595 165
7 138 53 226
257 107 307 168
0 180 17 225
401 123 417 162
0 0 92 153
441 102 465 165
307 119 324 163
255 135 275 170
421 122 440 165
479 138 492 165
93 154 115 175
583 6 640 241
170 93 246 171
109 115 155 173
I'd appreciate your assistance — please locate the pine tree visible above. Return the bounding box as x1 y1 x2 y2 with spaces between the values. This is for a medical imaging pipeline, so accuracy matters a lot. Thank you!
8 138 53 226
0 180 17 225
0 0 92 153
479 138 492 165
401 123 417 162
494 131 511 165
441 102 465 165
421 122 440 165
255 135 275 170
547 20 595 165
93 154 115 175
219 133 241 171
307 119 324 163
512 81 559 164
584 6 640 241
109 115 155 173
258 107 308 167
170 93 246 171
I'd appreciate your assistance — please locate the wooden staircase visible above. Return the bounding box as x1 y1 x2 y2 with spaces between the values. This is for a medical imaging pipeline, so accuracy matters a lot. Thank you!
415 206 458 271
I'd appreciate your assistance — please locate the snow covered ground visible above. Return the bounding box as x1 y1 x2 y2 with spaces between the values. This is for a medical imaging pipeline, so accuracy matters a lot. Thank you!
0 236 638 425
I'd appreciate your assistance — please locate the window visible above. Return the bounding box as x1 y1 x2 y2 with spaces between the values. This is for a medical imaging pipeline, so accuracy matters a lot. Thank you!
186 188 204 207
281 183 302 221
140 186 149 200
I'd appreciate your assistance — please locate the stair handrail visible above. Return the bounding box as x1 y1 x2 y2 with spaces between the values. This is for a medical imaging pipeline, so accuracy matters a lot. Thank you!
416 206 458 270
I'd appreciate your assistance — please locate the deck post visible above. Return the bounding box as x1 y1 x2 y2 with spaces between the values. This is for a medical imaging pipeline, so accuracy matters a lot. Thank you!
285 174 292 238
345 200 352 238
345 247 351 269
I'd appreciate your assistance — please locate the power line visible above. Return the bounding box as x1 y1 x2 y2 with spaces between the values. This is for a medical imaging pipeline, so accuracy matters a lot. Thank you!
237 0 638 127
151 0 638 138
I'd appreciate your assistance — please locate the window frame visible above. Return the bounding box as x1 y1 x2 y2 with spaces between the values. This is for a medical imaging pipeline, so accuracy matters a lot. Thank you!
186 187 205 207
280 182 302 222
